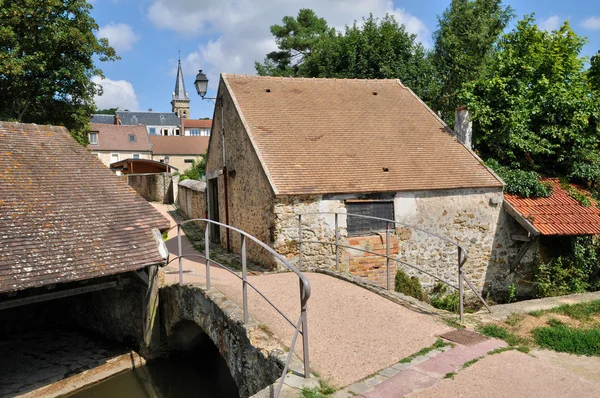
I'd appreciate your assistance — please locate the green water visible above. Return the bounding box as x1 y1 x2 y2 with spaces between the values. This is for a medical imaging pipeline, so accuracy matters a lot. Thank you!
68 345 239 398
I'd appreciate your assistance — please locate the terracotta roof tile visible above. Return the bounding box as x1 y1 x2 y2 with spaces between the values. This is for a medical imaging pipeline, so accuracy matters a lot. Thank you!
150 136 209 155
222 74 503 195
0 122 170 293
88 123 151 152
182 119 212 128
504 178 600 235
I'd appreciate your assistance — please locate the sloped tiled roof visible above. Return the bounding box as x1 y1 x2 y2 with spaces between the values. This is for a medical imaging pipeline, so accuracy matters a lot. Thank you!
89 123 152 152
182 119 212 129
91 114 115 124
222 74 503 195
117 111 180 126
0 122 170 293
150 136 209 155
504 178 600 235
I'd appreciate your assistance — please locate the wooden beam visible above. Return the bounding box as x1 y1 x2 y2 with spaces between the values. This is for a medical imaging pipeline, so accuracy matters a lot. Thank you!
503 201 540 236
510 237 537 273
0 279 131 310
511 234 532 242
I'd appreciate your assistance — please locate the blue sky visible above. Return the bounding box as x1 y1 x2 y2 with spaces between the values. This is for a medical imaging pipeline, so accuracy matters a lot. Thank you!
89 0 600 119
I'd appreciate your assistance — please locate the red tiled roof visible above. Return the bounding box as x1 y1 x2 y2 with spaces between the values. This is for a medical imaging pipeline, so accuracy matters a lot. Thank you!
222 74 503 195
182 119 212 128
150 136 209 155
504 178 600 235
88 123 151 151
0 122 170 293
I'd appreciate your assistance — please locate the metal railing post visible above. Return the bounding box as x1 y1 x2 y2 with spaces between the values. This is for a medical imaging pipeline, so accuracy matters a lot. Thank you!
300 280 310 378
298 215 303 269
205 222 211 290
241 235 248 324
334 213 339 270
177 224 183 284
458 247 464 321
386 222 391 290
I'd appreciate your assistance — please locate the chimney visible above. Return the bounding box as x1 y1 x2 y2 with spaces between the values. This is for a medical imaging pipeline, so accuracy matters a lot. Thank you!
148 108 153 112
454 106 472 149
114 114 121 125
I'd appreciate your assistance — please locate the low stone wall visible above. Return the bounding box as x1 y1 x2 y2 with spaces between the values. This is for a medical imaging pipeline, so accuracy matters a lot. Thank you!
159 284 284 397
127 173 173 204
273 188 534 298
177 179 207 230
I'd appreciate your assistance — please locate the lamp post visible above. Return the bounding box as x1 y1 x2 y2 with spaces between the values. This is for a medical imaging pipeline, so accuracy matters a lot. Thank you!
194 70 230 251
164 155 170 173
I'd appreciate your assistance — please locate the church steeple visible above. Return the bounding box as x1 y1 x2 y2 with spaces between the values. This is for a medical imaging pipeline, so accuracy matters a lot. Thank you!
171 55 191 118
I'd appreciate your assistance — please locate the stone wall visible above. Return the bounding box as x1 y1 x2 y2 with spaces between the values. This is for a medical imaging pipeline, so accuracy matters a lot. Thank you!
127 173 173 204
273 188 535 298
206 78 276 267
160 284 284 397
177 179 207 230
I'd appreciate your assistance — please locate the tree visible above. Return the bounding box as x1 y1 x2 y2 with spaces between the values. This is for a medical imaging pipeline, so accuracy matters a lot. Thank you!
95 108 118 115
459 16 600 181
255 9 333 77
176 155 206 181
589 50 600 92
302 14 439 103
432 0 514 123
256 11 438 104
0 0 118 144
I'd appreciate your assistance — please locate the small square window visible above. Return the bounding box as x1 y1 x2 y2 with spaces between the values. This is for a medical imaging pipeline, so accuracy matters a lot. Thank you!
184 159 194 163
89 132 98 145
132 154 140 159
128 134 136 142
162 128 169 136
111 153 119 163
175 128 181 136
346 201 394 236
149 127 156 135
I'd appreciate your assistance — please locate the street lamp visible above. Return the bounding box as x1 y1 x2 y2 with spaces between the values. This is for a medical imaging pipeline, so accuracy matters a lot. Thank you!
194 70 209 99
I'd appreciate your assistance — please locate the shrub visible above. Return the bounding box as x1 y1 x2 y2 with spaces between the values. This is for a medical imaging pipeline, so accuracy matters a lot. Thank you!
506 283 517 303
429 283 459 312
485 159 553 198
394 269 424 301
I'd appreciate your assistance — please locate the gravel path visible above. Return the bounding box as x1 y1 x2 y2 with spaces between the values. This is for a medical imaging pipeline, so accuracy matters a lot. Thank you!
152 203 451 388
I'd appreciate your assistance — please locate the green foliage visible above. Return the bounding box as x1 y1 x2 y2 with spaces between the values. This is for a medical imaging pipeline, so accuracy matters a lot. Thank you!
459 16 600 176
162 231 169 241
95 108 118 115
534 237 600 298
399 339 447 363
429 283 460 312
256 11 439 103
255 9 333 77
478 324 525 346
589 50 600 92
559 179 591 207
0 0 118 144
486 159 552 198
530 300 600 321
394 268 424 301
533 324 600 356
176 156 206 181
432 0 514 123
506 283 517 303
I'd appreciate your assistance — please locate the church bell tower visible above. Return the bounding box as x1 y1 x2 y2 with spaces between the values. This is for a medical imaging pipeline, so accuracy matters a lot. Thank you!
171 57 191 118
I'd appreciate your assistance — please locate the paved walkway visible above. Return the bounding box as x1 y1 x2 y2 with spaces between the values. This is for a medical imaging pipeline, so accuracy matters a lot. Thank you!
151 203 451 388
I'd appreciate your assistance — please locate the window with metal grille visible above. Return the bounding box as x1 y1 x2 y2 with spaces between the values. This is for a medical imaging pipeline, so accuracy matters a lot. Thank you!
346 201 394 236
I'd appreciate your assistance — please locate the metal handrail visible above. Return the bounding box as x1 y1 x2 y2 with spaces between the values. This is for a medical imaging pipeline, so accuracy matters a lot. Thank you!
164 219 311 397
295 212 491 320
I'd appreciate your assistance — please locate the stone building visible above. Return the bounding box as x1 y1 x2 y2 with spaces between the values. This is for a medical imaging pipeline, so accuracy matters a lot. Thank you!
88 123 152 166
204 74 546 297
171 59 191 118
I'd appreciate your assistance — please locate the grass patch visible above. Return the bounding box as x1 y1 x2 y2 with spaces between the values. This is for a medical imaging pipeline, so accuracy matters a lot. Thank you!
505 313 524 326
533 324 600 356
301 388 327 398
444 372 456 379
478 324 526 346
443 317 465 329
548 300 600 321
399 339 447 363
462 357 480 368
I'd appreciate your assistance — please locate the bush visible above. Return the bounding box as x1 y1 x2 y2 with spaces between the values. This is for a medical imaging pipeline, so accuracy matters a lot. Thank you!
394 269 423 301
429 283 459 312
533 324 600 356
174 154 206 181
485 159 553 198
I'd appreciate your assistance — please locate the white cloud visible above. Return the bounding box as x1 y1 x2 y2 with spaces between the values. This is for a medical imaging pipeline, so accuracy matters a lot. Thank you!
92 76 140 111
581 16 600 30
149 0 431 89
96 23 140 53
538 15 561 32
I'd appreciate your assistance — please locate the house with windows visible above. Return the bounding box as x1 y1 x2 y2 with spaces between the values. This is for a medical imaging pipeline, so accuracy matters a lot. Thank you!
204 74 545 297
149 136 209 172
183 119 212 136
88 124 152 167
